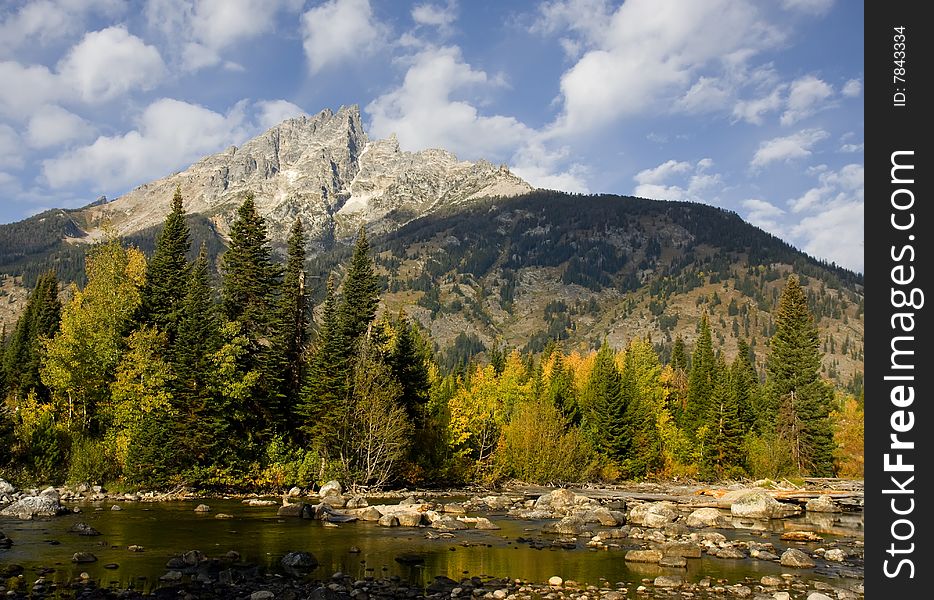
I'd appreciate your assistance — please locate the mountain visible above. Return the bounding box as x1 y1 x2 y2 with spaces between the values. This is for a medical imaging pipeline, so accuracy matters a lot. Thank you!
0 107 863 391
79 105 531 248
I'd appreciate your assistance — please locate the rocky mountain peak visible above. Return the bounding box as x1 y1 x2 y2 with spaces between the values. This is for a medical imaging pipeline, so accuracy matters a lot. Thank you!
81 104 531 247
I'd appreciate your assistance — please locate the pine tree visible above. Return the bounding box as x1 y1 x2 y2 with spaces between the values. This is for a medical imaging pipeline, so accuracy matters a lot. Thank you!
139 187 191 343
765 275 836 476
276 219 311 414
386 312 430 425
3 270 61 401
583 342 627 459
706 355 745 476
221 193 282 335
620 339 664 477
339 227 379 343
730 339 758 432
299 275 351 449
546 352 580 426
684 313 715 432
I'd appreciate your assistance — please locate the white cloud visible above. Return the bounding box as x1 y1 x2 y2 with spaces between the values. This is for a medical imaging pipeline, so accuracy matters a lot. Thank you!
750 128 828 170
632 158 722 203
145 0 302 71
255 100 307 130
741 198 786 236
781 0 835 15
412 1 458 33
302 0 385 73
780 75 833 125
841 78 862 97
510 141 590 193
0 0 124 54
0 125 25 169
634 160 692 185
840 142 863 153
0 61 61 118
26 104 95 148
732 85 784 125
42 98 250 191
58 26 166 102
545 0 783 135
366 46 531 161
792 201 863 271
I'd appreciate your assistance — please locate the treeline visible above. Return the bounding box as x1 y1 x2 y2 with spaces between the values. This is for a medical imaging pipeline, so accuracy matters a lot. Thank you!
0 190 863 489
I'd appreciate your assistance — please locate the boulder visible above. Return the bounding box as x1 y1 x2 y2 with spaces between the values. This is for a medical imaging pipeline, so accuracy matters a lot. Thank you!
685 507 722 528
824 548 847 562
277 503 310 518
319 481 342 497
554 514 586 535
442 503 466 514
662 542 702 558
779 548 816 568
281 551 318 570
0 494 67 519
378 514 399 527
242 498 278 507
287 487 302 497
193 504 211 513
72 552 98 563
354 506 383 521
729 490 800 519
474 517 500 530
345 495 368 509
624 549 663 563
628 502 678 528
320 494 347 508
654 576 682 588
68 522 101 536
395 511 424 527
0 478 14 494
182 550 205 566
432 516 467 531
548 576 563 587
806 495 842 513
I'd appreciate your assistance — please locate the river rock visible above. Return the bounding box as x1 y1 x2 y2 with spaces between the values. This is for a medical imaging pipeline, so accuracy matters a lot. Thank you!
243 498 278 506
194 504 211 513
760 575 783 586
251 592 275 600
111 504 122 511
628 501 678 528
345 495 368 509
729 490 800 519
624 549 663 563
780 548 816 568
68 522 101 536
533 488 578 514
378 514 399 527
287 486 302 497
72 552 98 563
319 480 342 497
442 503 466 514
183 550 206 566
281 551 318 570
0 494 67 519
553 514 586 535
474 517 500 530
685 507 722 527
399 511 426 527
807 594 833 600
654 575 682 588
215 513 234 519
353 506 383 521
714 546 747 559
824 548 847 562
278 502 310 518
806 495 842 513
432 516 467 531
781 531 823 542
0 478 14 494
662 541 702 558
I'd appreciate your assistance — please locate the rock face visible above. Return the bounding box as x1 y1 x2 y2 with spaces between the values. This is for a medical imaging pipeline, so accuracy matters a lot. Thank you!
728 490 800 519
81 105 532 247
0 494 67 519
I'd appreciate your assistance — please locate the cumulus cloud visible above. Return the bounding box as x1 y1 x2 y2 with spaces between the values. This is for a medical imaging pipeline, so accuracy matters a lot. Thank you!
412 1 458 33
58 26 166 102
255 99 307 130
302 0 385 73
42 98 250 191
0 125 25 169
510 141 590 193
792 201 863 272
0 0 124 54
841 78 862 97
367 46 531 161
780 75 833 125
781 0 835 15
632 157 722 203
0 61 61 118
26 104 95 148
750 128 828 170
541 0 783 135
145 0 302 71
741 198 786 235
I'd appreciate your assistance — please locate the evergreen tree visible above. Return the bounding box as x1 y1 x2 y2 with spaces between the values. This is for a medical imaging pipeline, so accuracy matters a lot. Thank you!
670 335 688 371
730 339 758 432
546 352 580 426
276 219 311 413
339 227 379 343
705 355 745 476
666 334 689 422
221 194 282 335
386 312 431 425
3 270 61 400
620 339 664 477
299 276 351 449
583 342 627 459
684 313 715 432
139 187 191 343
765 275 836 476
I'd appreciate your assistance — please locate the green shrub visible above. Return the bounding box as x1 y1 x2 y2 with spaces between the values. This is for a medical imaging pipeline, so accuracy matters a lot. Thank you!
67 435 119 485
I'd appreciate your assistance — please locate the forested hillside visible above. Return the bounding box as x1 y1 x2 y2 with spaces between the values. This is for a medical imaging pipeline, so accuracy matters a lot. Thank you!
0 190 864 489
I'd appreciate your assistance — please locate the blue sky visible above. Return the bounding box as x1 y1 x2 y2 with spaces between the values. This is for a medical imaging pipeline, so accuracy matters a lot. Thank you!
0 0 864 272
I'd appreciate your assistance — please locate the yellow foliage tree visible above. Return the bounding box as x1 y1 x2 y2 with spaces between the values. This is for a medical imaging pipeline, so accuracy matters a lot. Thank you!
830 393 864 478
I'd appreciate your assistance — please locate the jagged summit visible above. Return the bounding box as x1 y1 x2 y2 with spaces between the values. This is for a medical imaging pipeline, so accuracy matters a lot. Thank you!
82 104 532 245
